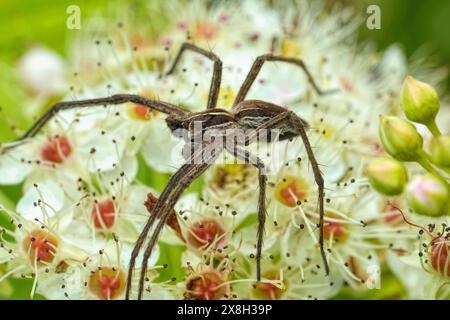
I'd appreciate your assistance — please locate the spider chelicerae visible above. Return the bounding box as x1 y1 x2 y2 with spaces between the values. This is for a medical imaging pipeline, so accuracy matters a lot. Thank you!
2 42 338 300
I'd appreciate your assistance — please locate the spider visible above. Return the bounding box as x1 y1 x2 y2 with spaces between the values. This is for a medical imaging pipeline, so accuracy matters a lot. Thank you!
2 42 337 300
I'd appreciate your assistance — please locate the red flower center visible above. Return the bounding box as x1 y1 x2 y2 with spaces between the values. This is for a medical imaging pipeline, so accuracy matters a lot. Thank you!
185 271 228 300
188 219 225 249
92 199 116 230
128 92 158 121
253 272 285 300
431 240 450 276
24 230 58 264
40 136 72 163
98 275 120 300
324 221 347 240
256 281 282 300
195 22 220 40
323 213 348 242
275 176 308 207
89 268 126 300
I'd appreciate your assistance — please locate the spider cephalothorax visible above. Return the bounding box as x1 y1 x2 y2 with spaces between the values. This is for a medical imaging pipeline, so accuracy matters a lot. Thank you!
2 42 337 300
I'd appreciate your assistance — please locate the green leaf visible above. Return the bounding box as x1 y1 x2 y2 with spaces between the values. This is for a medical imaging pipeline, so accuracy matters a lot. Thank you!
234 213 257 232
154 242 186 284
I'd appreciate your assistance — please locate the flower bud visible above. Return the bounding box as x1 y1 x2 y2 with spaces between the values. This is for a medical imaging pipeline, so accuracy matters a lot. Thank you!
379 116 423 161
429 135 450 168
406 174 449 217
401 75 440 125
18 47 67 96
365 157 408 195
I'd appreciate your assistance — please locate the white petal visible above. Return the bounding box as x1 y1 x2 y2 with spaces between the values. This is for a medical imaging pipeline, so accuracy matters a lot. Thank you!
141 119 185 173
16 181 65 220
124 184 153 214
101 155 139 185
77 124 128 172
0 145 35 185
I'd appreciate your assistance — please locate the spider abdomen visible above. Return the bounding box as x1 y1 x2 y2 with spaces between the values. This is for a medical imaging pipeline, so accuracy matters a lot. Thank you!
235 100 309 141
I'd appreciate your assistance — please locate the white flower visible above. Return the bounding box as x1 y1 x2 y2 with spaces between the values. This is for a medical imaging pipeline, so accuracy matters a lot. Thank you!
38 239 171 300
0 107 136 187
0 205 88 299
17 47 67 96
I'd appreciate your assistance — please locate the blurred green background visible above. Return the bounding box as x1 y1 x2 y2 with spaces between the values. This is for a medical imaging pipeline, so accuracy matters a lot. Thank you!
0 0 449 299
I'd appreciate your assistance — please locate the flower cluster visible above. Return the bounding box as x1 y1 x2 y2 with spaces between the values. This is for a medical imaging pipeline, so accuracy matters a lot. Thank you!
0 0 449 300
365 74 450 299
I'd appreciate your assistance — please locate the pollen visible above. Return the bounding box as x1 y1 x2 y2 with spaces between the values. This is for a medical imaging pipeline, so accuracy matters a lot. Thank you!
88 267 126 300
281 39 301 57
24 229 59 264
92 199 116 230
274 176 309 207
211 164 255 192
40 135 72 163
219 86 235 110
313 120 336 141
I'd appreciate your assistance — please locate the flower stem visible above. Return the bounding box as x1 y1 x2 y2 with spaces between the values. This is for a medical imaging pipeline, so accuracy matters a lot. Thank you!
427 120 442 137
417 150 449 187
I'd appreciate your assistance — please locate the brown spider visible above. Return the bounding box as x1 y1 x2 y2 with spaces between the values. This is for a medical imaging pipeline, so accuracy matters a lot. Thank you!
2 42 337 300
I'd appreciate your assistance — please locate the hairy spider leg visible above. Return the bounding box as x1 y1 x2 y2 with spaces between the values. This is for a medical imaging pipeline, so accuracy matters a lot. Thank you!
226 146 266 282
125 162 197 299
137 162 214 299
165 42 223 110
2 94 189 152
241 109 330 276
127 143 218 299
126 142 211 298
232 54 339 108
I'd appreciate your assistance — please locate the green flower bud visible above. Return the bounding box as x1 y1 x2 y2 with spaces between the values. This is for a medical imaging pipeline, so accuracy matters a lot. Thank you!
401 75 440 125
406 174 449 217
365 157 408 195
429 135 450 168
379 115 423 161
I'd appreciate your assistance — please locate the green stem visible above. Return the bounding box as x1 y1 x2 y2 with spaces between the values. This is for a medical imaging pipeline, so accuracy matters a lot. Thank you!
417 150 449 187
427 120 442 137
420 150 450 176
